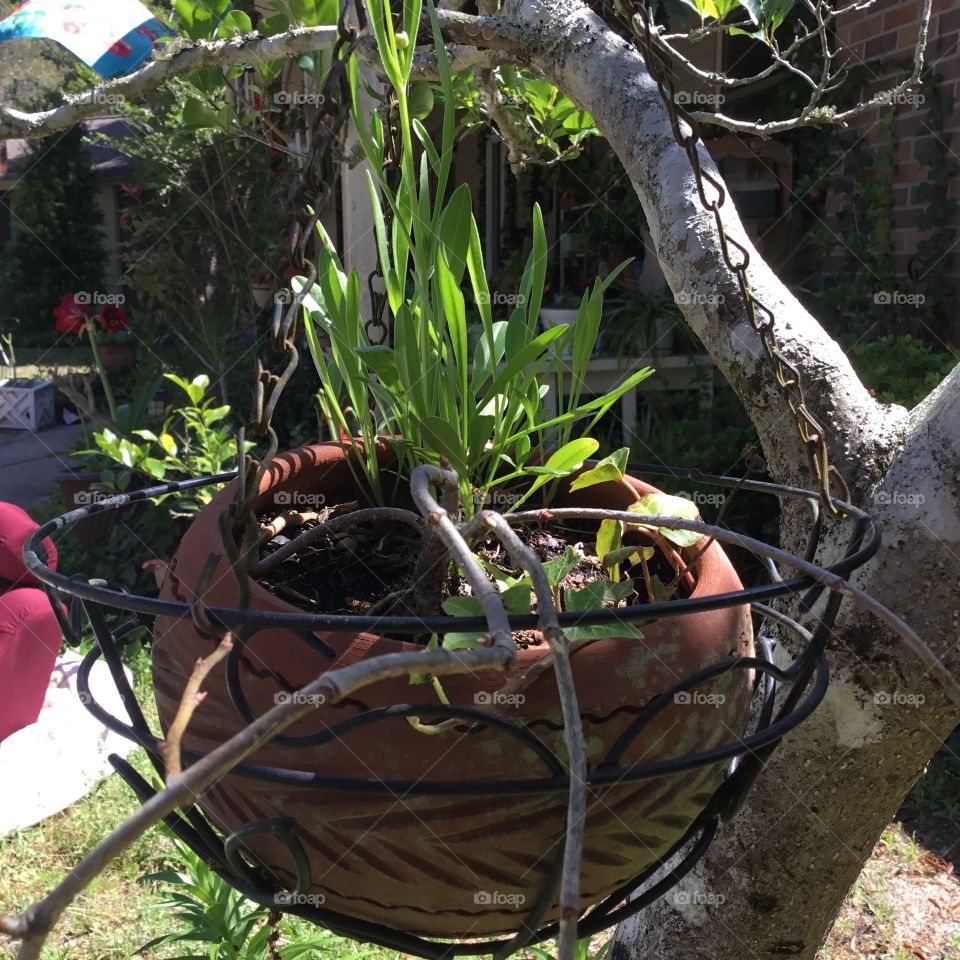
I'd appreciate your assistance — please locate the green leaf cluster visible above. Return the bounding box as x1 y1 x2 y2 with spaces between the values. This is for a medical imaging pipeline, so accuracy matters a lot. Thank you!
297 0 652 513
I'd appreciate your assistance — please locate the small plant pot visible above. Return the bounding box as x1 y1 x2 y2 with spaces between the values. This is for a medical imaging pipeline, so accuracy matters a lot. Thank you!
57 472 116 550
539 307 579 331
653 315 676 355
97 342 137 370
0 378 55 431
153 443 754 937
251 282 274 310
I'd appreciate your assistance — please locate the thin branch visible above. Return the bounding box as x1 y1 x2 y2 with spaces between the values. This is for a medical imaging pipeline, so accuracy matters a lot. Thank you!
252 505 423 576
510 507 960 705
159 632 234 780
410 465 514 651
432 9 532 58
649 18 822 90
1 626 516 959
0 27 339 140
478 68 538 170
468 512 588 960
409 44 507 79
688 0 933 136
418 468 586 960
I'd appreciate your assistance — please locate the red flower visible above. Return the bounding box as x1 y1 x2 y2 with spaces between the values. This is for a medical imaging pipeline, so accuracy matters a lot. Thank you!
99 304 128 332
53 293 89 336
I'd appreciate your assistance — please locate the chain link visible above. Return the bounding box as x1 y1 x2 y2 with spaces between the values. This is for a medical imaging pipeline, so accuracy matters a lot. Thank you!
220 2 366 606
630 6 848 519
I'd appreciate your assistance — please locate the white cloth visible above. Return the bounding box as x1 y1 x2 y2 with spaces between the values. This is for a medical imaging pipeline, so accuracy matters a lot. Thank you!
0 653 137 835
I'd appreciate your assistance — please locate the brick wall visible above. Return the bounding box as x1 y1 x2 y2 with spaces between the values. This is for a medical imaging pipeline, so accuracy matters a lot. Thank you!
832 0 959 342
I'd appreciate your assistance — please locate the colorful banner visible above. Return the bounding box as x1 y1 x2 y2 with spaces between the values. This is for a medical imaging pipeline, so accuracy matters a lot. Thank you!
0 1 176 79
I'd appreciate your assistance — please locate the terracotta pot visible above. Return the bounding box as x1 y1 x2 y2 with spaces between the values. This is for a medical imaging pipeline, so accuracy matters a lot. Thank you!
153 443 754 937
97 342 137 370
57 472 116 550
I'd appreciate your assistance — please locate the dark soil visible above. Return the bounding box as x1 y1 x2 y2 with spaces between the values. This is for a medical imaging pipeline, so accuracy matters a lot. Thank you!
256 508 691 643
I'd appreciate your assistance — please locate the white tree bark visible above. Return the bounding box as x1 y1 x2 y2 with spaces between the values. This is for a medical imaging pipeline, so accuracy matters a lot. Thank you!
494 2 960 958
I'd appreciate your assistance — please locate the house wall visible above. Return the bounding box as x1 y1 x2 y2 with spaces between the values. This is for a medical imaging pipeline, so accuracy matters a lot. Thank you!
833 0 960 339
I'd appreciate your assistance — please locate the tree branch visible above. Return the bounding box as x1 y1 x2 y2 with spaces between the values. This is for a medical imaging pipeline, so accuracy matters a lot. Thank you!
0 27 339 140
673 0 933 136
159 632 234 780
502 0 894 494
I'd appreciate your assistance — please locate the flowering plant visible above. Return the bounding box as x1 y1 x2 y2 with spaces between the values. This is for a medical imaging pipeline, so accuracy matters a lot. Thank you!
53 293 131 420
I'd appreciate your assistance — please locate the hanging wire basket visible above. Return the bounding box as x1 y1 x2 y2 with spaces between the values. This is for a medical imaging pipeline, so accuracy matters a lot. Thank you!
23 461 881 959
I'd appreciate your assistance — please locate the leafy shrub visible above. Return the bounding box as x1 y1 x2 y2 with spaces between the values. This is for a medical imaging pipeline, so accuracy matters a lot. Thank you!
850 335 958 408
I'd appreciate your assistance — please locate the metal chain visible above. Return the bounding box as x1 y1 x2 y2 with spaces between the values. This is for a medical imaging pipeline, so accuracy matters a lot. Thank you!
221 2 366 608
630 6 849 519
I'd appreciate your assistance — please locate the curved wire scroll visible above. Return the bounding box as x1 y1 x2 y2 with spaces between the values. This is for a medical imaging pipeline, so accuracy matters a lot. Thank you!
22 463 879 958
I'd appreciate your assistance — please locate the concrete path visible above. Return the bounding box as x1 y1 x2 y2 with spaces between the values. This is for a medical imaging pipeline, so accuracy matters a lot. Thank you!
0 423 85 512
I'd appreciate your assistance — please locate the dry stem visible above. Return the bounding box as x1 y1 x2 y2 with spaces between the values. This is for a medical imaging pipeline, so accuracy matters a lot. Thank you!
159 632 235 780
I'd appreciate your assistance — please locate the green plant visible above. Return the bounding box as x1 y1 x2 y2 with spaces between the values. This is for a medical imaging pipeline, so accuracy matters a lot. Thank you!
0 125 106 342
599 285 683 357
139 833 343 959
850 335 958 408
530 935 612 960
296 0 652 514
80 373 246 513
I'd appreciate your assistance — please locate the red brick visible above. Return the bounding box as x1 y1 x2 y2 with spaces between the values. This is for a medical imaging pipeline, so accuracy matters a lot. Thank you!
899 23 923 50
885 4 919 29
940 6 960 35
895 160 923 180
848 13 887 43
896 206 926 229
865 30 903 59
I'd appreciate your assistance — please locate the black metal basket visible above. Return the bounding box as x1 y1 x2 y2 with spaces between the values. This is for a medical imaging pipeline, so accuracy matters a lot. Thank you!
23 462 880 959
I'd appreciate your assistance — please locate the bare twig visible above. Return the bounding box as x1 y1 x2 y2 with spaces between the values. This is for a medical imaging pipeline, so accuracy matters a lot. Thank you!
510 508 960 704
0 633 516 959
159 632 235 780
0 27 339 140
465 510 588 960
410 465 514 651
252 506 423 576
477 67 538 170
689 0 932 139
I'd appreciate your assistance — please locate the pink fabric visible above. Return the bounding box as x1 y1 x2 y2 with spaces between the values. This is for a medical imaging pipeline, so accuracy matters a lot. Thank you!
0 588 61 742
0 502 57 589
0 503 62 742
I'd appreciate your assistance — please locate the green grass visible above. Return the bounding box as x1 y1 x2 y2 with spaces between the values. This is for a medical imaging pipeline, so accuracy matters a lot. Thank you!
2 644 957 960
0 659 177 959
